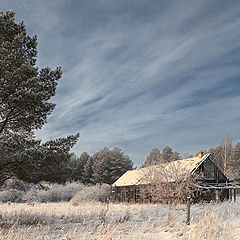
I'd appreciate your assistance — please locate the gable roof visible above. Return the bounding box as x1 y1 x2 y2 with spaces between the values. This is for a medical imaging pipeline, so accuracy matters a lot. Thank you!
113 153 211 187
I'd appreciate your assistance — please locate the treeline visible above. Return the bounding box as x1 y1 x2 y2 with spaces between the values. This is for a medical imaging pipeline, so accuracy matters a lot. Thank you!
143 135 240 181
143 145 181 167
61 147 133 185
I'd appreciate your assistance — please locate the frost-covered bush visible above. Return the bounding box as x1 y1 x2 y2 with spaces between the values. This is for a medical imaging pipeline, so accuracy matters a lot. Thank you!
0 189 24 203
0 178 35 203
2 177 31 192
37 182 84 203
71 184 111 205
0 181 111 203
63 182 85 198
22 186 38 203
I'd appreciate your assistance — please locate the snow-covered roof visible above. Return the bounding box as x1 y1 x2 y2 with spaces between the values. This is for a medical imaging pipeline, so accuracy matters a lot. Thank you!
112 153 211 187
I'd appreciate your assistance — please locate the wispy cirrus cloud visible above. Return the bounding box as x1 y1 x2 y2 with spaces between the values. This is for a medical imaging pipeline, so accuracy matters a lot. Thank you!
1 0 240 165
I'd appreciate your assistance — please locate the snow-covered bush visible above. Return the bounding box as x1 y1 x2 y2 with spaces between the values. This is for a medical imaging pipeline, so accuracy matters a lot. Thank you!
22 186 38 203
0 180 111 203
0 189 24 203
37 182 84 203
2 177 31 192
71 184 111 205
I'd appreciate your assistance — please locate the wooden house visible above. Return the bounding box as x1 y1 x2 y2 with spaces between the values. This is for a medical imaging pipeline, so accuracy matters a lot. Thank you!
112 152 240 203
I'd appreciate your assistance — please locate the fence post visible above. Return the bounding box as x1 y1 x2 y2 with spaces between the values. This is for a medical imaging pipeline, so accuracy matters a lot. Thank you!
216 189 220 202
234 189 236 201
186 196 191 225
229 189 232 201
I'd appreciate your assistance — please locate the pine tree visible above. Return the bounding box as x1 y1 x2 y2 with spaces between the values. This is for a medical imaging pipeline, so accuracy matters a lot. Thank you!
92 147 112 184
83 156 94 184
143 148 161 167
71 152 90 181
0 11 79 184
161 146 180 162
92 147 133 184
0 11 62 134
110 147 133 182
0 131 79 183
161 145 173 162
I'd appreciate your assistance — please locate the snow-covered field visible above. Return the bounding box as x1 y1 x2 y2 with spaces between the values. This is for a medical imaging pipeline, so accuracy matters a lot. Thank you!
0 200 239 240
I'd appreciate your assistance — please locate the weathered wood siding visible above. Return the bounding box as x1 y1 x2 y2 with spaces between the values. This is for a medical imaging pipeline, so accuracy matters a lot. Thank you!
193 158 227 183
112 155 233 203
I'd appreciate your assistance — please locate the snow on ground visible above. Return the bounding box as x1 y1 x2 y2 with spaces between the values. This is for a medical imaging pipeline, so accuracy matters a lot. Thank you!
0 200 239 239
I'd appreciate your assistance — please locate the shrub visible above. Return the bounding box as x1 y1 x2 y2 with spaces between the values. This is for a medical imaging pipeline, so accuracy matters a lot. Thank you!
0 189 24 203
71 184 111 205
37 182 84 203
22 186 38 203
1 177 31 192
0 181 112 203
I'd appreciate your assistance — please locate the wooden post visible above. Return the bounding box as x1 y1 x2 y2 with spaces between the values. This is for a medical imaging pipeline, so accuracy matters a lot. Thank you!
234 189 236 201
111 186 114 202
186 197 191 225
229 189 232 201
216 189 219 202
226 189 229 200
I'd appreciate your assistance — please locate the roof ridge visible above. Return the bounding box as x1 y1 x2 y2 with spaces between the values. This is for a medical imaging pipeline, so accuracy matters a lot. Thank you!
112 153 211 187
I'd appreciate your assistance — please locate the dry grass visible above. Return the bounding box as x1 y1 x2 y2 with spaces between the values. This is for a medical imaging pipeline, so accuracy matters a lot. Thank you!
180 201 240 240
0 200 239 239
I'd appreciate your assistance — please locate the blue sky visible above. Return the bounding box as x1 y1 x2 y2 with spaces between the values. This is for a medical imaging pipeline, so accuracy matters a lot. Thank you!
1 0 240 166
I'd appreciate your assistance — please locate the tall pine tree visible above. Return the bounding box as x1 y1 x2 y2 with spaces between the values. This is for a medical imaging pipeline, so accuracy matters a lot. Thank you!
143 147 161 167
0 11 79 184
0 11 62 134
92 147 133 184
83 156 94 184
161 145 180 162
71 152 90 181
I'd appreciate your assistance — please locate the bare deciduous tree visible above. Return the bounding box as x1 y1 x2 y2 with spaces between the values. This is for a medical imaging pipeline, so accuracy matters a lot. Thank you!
140 161 194 204
221 135 232 174
214 135 232 174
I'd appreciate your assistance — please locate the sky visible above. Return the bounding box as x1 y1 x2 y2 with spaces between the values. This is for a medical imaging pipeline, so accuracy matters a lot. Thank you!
1 0 240 166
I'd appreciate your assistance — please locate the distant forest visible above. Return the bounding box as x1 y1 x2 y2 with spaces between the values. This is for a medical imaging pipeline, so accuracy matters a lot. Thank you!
64 134 240 185
141 135 240 181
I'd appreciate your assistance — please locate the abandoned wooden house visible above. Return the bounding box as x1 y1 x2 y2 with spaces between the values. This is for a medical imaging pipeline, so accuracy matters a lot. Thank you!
112 152 240 203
